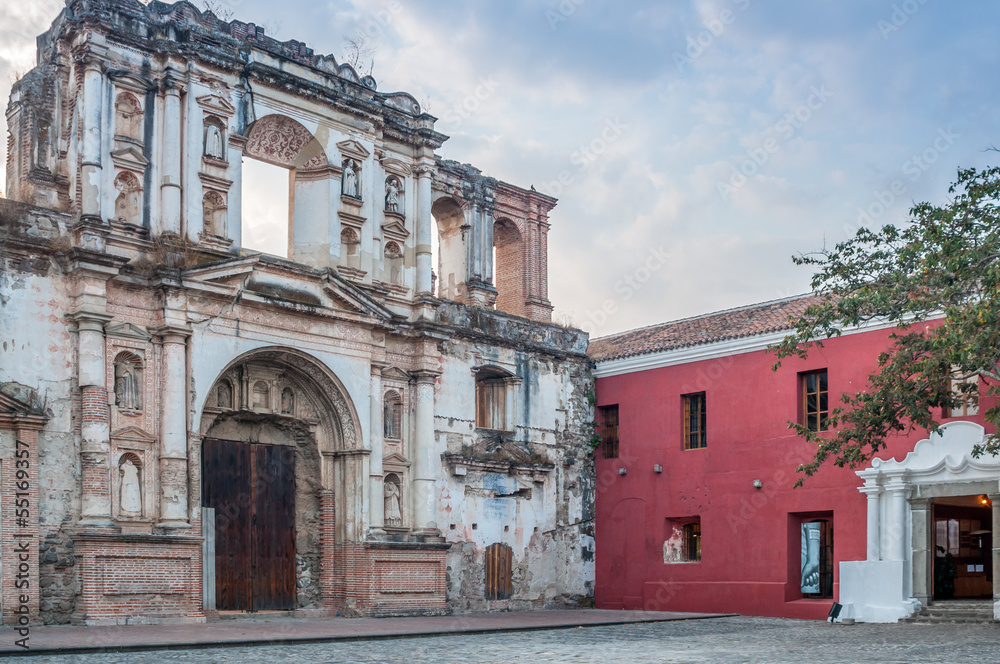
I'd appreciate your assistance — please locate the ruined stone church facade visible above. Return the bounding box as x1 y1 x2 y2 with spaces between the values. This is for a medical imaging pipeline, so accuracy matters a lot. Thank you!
0 0 594 625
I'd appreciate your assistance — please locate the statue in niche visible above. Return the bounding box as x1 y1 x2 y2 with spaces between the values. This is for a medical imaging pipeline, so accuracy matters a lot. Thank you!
281 387 294 415
33 122 50 170
114 358 142 411
217 381 232 409
119 458 142 516
385 178 400 212
343 159 359 198
205 123 224 159
114 172 142 224
384 477 402 527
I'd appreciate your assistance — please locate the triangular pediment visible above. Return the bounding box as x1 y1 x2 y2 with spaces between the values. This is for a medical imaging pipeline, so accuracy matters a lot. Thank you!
324 271 397 321
111 425 156 443
383 452 412 467
337 139 370 160
196 94 236 117
105 322 152 342
382 367 411 383
381 219 409 240
111 146 149 171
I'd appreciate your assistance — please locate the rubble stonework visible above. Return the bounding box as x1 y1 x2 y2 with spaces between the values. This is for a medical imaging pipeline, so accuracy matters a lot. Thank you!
0 0 594 625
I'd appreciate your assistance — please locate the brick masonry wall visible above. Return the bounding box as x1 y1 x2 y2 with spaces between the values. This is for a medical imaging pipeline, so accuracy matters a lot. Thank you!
1 429 40 626
74 535 205 625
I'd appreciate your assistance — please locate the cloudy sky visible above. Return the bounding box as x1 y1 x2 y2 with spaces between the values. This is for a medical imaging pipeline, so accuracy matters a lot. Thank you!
3 1 999 337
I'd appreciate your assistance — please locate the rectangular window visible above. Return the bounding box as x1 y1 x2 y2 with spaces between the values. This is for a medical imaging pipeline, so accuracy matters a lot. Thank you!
683 392 706 449
802 370 829 432
947 373 979 418
598 405 620 459
476 377 508 430
683 521 701 562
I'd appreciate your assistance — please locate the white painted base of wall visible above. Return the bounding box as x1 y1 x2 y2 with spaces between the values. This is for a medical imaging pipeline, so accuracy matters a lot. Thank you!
839 560 920 623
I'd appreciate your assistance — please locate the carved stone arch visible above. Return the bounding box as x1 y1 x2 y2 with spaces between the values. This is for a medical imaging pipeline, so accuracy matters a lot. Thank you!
243 114 329 170
201 347 362 453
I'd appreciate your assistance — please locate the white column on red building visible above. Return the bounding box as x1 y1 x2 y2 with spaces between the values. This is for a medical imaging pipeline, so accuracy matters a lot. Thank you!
990 493 1000 620
415 164 434 295
859 482 882 561
161 73 184 236
883 471 909 562
369 364 385 534
411 371 439 536
157 326 191 528
80 48 107 221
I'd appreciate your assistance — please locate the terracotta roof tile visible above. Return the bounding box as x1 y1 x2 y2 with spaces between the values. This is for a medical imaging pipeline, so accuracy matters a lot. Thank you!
587 294 823 362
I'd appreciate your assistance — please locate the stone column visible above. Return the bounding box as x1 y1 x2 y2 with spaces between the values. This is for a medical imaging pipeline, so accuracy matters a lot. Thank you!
80 51 107 221
883 472 909 562
415 164 434 295
860 484 882 561
157 326 191 529
910 498 932 608
161 77 184 236
411 371 439 538
71 311 115 526
991 493 1000 620
368 365 385 535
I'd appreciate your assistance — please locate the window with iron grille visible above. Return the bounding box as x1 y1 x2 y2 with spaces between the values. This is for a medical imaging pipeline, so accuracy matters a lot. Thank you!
683 392 706 449
683 521 701 562
485 542 513 600
599 405 620 459
801 370 829 432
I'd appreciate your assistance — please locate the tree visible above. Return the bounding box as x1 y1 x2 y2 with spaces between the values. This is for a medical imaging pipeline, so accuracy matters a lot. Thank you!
342 32 375 78
771 166 1000 484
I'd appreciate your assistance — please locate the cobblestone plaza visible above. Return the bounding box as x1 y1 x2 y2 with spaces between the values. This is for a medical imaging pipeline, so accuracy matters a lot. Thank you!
11 617 1000 663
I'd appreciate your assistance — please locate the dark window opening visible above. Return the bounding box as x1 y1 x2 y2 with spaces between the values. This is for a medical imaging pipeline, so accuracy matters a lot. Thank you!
599 404 620 459
802 370 829 432
801 519 834 599
683 521 701 562
683 392 706 449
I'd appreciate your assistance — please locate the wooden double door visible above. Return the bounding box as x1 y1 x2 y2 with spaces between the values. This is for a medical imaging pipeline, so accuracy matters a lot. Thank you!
202 438 296 611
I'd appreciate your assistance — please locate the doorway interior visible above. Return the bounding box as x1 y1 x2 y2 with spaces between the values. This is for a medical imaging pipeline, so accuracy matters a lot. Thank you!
933 495 992 601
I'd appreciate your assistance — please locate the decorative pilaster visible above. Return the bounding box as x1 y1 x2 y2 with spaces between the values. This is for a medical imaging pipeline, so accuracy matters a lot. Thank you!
79 48 108 222
991 493 1000 620
909 497 932 607
415 163 434 296
70 311 115 526
155 326 192 529
161 72 185 236
411 371 440 539
369 364 386 536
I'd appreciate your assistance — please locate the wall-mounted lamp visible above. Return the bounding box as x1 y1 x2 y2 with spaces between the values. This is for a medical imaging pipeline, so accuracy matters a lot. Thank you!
653 464 663 473
619 467 627 476
753 479 763 489
979 494 992 507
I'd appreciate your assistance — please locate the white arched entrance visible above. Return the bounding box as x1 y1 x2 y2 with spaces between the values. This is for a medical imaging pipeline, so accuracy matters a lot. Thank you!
840 422 1000 622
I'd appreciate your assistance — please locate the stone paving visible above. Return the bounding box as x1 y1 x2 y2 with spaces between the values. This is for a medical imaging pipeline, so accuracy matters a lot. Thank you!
5 616 1000 664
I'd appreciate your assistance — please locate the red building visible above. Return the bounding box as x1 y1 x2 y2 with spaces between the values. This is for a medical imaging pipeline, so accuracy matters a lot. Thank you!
589 295 999 622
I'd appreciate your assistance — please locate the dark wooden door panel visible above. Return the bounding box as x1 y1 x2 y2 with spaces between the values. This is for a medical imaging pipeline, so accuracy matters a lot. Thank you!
252 443 296 611
203 438 296 612
203 438 252 611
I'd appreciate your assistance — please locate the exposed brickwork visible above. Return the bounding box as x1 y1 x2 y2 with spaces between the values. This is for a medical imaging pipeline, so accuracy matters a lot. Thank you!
74 535 205 625
494 182 556 323
80 386 109 424
1 429 41 626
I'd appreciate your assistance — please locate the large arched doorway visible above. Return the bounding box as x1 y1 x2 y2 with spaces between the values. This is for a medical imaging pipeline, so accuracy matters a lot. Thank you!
198 348 361 612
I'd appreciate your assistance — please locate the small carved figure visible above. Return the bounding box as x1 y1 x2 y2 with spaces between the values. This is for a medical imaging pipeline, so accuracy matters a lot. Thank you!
217 382 232 409
343 160 359 198
205 123 224 159
120 458 142 516
384 479 402 526
385 178 399 212
115 360 141 411
281 387 294 415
